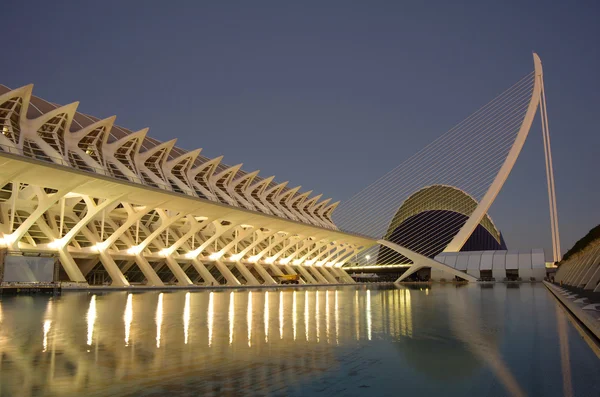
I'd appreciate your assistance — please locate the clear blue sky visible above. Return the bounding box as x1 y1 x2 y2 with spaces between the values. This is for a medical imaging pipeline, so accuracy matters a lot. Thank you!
2 1 598 256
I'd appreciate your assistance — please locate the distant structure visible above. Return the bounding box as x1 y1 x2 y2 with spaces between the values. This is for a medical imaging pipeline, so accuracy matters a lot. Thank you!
377 185 507 264
0 53 559 287
335 53 560 282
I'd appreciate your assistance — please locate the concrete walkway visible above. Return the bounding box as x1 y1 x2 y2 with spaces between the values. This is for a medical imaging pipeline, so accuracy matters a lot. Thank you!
544 281 600 342
62 281 393 292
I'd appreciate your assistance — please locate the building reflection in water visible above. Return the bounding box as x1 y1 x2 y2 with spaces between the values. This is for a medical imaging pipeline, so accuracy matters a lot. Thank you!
304 290 309 342
279 290 283 340
184 292 190 345
124 294 132 346
316 290 320 342
264 291 269 343
208 291 214 347
247 291 252 347
43 300 53 352
87 295 96 346
156 293 163 348
366 289 372 341
0 285 584 397
228 291 234 345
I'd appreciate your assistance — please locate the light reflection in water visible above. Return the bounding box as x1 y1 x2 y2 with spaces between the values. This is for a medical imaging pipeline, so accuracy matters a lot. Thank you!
156 293 163 348
247 291 252 347
0 285 595 397
87 295 97 346
42 300 53 352
229 292 234 345
124 294 133 346
366 290 372 341
264 291 269 343
42 320 51 352
279 291 283 339
335 290 339 345
399 289 413 337
292 290 297 341
355 290 359 341
325 291 329 343
208 292 214 347
316 291 320 342
304 290 309 342
325 290 330 342
184 292 191 345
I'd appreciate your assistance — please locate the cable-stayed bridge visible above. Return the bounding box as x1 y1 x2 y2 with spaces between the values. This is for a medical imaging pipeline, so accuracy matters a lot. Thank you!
334 53 560 282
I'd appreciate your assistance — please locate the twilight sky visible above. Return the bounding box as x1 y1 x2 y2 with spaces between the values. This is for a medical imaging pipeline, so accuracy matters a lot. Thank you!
2 1 598 257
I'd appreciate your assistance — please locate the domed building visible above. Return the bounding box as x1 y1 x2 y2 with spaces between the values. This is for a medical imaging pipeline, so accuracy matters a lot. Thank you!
377 185 507 266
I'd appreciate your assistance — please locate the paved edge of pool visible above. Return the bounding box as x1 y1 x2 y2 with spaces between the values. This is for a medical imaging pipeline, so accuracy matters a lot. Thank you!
544 281 600 342
60 282 395 292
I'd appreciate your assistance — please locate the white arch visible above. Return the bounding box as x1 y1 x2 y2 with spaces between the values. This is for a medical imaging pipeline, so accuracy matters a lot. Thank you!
445 53 543 252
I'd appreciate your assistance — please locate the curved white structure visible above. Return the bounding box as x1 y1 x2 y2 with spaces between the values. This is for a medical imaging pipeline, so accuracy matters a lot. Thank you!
0 53 559 286
0 84 366 287
388 53 560 282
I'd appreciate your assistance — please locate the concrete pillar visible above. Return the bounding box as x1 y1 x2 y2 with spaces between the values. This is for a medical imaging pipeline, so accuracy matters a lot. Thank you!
294 265 316 284
191 259 218 286
133 255 164 286
233 261 259 286
214 260 241 286
99 251 129 287
58 248 87 282
308 266 328 284
252 262 277 285
318 267 338 283
332 267 355 283
164 257 193 286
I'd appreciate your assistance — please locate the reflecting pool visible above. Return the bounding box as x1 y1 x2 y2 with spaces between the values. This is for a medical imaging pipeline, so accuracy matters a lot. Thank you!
0 284 598 396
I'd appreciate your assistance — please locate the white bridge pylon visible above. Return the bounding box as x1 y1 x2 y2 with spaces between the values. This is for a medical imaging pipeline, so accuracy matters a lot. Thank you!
338 53 561 282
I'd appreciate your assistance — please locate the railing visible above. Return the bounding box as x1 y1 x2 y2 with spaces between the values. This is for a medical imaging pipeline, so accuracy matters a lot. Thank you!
0 142 339 231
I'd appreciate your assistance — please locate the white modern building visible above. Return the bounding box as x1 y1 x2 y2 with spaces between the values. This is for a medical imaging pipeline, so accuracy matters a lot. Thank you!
0 53 559 287
0 83 374 287
433 250 547 281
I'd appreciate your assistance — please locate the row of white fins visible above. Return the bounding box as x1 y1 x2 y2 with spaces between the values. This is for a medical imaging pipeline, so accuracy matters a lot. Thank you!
0 85 338 229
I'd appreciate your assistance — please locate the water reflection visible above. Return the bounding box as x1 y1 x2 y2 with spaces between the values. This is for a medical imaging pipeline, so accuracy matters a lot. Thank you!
366 289 372 341
124 293 132 346
42 319 51 352
87 295 96 346
247 291 252 347
279 290 283 340
292 290 297 341
207 291 214 347
0 285 597 397
156 293 163 348
304 290 309 342
183 292 190 345
228 291 234 345
264 291 269 343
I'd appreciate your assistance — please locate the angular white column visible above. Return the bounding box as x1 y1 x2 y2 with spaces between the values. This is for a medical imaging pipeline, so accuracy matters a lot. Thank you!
57 248 87 283
233 261 259 286
191 258 218 286
308 266 329 284
164 256 193 286
318 267 337 283
252 262 277 285
133 255 164 286
99 251 129 287
213 260 241 286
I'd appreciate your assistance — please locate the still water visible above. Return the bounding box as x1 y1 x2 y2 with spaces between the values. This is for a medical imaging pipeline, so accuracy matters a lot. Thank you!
0 284 598 396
